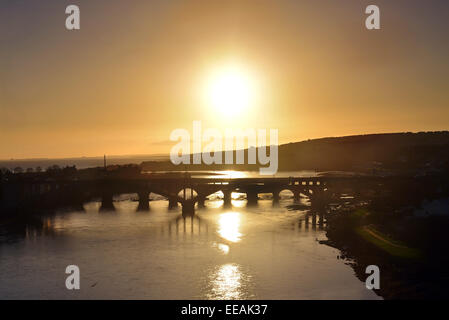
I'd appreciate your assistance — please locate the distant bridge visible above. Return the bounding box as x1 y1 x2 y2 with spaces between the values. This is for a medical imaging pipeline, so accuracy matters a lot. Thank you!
1 174 401 215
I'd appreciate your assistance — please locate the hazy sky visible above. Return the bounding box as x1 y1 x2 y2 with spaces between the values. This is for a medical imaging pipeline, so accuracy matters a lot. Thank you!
1 0 448 159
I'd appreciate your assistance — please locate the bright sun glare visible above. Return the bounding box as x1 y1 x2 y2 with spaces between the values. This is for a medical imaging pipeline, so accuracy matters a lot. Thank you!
205 65 256 116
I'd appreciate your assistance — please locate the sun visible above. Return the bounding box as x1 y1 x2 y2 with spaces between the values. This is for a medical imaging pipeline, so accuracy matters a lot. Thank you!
204 64 256 116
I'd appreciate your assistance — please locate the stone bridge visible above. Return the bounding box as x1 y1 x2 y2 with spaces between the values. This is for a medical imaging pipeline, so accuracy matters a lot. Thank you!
0 174 397 215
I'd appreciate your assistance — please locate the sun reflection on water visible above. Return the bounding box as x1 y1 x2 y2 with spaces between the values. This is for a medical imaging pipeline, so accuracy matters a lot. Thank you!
206 263 252 300
217 243 230 254
217 212 242 243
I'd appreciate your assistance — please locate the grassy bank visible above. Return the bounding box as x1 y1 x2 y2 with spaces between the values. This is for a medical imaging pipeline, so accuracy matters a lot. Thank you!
355 225 421 259
324 207 449 299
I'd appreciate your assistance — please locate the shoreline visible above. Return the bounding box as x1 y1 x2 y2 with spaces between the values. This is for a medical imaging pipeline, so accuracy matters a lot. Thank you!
322 208 449 299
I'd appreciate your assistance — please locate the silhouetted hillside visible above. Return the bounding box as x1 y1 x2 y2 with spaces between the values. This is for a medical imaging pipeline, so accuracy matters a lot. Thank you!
141 131 449 175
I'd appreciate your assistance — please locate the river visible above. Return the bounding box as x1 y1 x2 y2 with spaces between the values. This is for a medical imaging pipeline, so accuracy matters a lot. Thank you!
0 192 380 299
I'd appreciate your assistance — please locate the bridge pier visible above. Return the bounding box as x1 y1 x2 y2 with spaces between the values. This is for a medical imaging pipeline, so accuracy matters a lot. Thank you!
100 192 114 211
137 191 150 211
246 190 258 206
222 190 232 207
272 190 280 204
197 194 207 208
293 191 301 203
318 212 325 229
181 200 195 216
310 190 326 209
168 197 178 209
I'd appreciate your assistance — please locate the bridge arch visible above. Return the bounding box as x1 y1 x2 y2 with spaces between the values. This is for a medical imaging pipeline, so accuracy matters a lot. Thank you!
278 188 294 200
148 192 168 201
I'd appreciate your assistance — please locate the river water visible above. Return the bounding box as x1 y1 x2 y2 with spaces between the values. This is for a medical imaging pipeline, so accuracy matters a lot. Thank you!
0 192 380 300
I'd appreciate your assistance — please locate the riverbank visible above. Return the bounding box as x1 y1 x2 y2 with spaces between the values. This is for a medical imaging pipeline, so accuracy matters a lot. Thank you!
323 207 449 299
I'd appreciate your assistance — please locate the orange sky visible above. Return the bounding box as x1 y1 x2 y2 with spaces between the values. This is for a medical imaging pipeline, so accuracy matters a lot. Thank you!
1 0 448 159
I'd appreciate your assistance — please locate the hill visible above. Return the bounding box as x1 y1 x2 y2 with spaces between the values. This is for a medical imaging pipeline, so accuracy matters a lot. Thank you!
141 131 449 174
